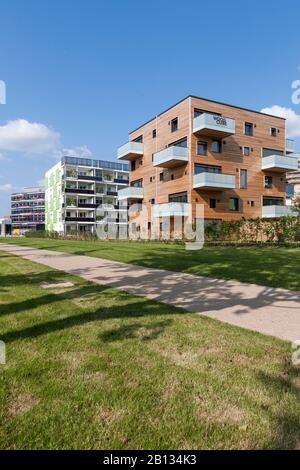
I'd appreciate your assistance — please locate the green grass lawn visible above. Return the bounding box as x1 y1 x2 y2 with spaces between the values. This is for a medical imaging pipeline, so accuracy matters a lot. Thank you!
1 237 300 290
1 251 300 449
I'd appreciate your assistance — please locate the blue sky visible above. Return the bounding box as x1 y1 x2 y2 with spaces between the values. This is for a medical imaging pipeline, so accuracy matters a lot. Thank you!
1 0 300 214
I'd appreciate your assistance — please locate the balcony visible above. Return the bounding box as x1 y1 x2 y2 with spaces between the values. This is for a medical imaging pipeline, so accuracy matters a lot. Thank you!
77 175 102 182
78 203 98 209
117 141 143 161
118 186 144 200
193 172 235 190
262 206 295 218
153 146 188 169
193 113 235 138
65 217 95 222
286 139 295 154
153 202 189 218
107 190 118 196
261 154 298 172
65 188 94 195
114 178 129 185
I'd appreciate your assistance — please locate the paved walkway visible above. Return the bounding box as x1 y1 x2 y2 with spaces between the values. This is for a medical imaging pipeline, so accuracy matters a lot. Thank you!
1 243 300 342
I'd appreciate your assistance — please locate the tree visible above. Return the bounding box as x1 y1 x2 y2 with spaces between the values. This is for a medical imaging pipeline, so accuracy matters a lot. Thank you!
291 193 300 218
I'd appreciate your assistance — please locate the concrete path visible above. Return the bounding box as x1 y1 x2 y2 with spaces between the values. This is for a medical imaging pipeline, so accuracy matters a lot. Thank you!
1 243 300 342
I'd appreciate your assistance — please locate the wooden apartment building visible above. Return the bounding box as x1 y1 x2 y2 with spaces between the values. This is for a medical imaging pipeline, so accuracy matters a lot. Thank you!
117 95 298 225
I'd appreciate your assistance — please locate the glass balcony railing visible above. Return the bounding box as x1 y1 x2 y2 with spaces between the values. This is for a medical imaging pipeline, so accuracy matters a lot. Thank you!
193 172 235 190
193 113 235 137
117 142 143 161
261 154 298 172
262 206 295 218
118 186 144 200
153 146 188 168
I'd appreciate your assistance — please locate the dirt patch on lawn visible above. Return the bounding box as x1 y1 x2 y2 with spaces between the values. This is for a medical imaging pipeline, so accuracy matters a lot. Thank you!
95 406 124 425
8 392 39 418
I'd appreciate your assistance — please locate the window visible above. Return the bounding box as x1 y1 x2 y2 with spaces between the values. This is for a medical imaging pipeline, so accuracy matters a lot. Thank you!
264 176 273 189
150 198 155 205
262 148 284 157
171 174 174 180
286 184 295 198
171 118 178 132
150 177 153 183
270 127 277 137
152 129 157 138
212 140 222 153
131 161 136 171
194 109 221 118
159 172 164 181
133 135 143 143
243 146 250 156
263 196 284 206
169 191 188 203
197 141 208 155
169 137 187 148
131 179 143 188
194 163 221 174
250 201 255 207
240 169 247 189
229 197 239 211
244 122 253 136
209 198 216 209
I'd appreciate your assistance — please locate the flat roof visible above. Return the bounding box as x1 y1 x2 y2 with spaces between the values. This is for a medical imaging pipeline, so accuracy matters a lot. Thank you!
129 94 286 135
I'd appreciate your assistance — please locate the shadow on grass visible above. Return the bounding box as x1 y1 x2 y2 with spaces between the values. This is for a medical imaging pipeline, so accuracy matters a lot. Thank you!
99 319 172 343
257 365 300 449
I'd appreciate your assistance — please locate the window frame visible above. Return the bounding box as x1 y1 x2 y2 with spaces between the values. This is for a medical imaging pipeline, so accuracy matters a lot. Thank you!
240 169 248 189
197 140 208 156
244 122 253 136
229 197 239 212
171 117 178 133
211 140 222 153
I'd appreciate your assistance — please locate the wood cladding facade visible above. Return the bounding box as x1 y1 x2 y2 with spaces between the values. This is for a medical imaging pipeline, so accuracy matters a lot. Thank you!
126 96 287 222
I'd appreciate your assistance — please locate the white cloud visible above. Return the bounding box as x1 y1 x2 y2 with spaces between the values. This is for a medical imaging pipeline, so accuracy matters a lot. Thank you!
0 119 60 154
0 183 12 191
55 145 92 160
261 105 300 138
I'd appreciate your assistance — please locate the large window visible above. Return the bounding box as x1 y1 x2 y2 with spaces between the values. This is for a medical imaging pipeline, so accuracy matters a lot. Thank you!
263 196 284 206
229 197 239 211
194 164 221 174
169 137 187 148
131 179 143 188
168 191 188 203
262 148 284 157
244 122 253 136
194 109 221 118
240 169 247 189
197 141 208 155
